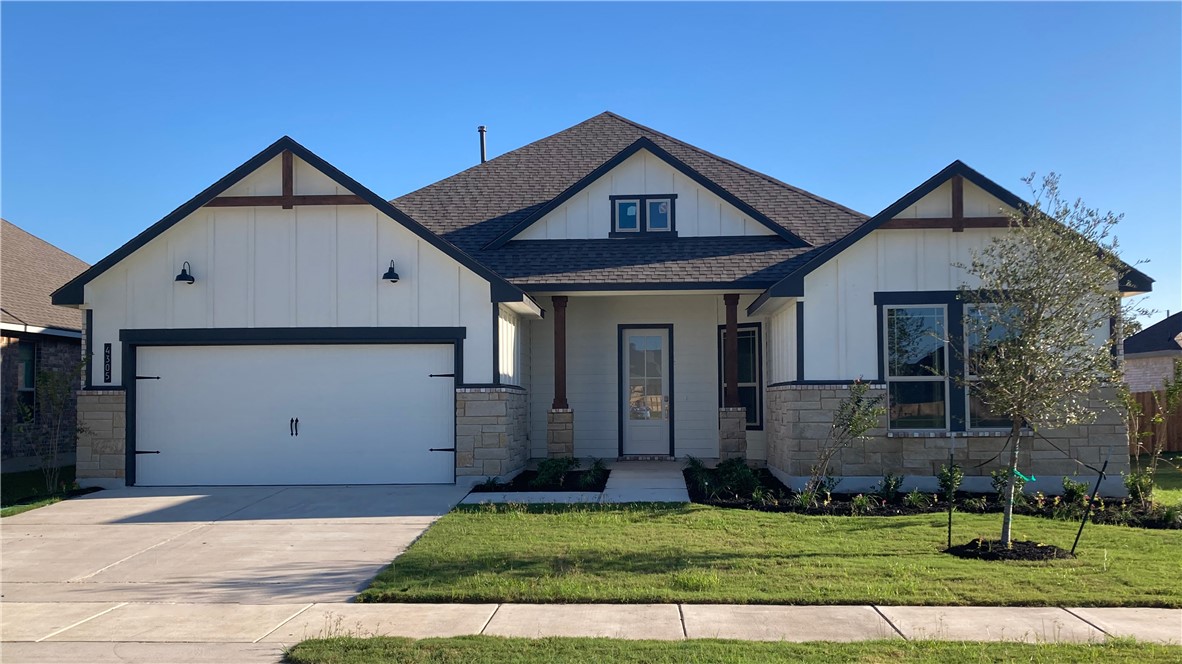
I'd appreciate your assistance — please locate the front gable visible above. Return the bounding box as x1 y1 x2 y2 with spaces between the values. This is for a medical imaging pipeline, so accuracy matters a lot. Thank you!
485 137 808 249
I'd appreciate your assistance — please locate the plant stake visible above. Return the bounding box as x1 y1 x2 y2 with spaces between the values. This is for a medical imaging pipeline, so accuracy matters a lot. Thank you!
1071 447 1111 556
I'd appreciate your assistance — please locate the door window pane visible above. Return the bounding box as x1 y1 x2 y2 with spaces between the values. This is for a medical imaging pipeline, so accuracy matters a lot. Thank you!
887 307 945 377
889 382 946 429
616 200 639 231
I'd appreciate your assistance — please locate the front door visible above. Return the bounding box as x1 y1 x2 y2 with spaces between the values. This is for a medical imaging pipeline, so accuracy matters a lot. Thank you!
620 327 672 455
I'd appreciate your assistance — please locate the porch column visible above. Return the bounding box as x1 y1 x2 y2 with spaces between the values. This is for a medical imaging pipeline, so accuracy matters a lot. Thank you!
548 296 573 458
723 294 741 407
551 296 569 410
720 293 747 461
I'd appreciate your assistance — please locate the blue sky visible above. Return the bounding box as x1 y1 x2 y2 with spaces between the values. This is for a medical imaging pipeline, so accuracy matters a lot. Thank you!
3 2 1179 321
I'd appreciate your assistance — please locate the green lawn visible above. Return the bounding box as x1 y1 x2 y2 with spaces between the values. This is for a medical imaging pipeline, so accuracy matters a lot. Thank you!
359 503 1182 607
1147 454 1182 506
284 636 1181 664
1 466 78 518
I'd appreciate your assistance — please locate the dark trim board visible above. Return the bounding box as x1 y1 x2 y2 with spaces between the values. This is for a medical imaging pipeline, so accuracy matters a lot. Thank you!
716 322 764 431
795 302 805 382
485 137 809 249
120 326 465 486
520 282 772 293
617 324 676 458
52 136 529 306
84 309 94 389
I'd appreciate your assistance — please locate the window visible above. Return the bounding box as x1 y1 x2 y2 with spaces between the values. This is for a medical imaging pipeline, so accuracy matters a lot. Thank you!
885 306 947 430
611 194 677 236
718 324 763 429
16 341 36 413
965 305 1015 430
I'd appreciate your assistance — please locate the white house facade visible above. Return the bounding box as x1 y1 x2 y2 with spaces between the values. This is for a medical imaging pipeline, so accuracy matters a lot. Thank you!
55 113 1152 493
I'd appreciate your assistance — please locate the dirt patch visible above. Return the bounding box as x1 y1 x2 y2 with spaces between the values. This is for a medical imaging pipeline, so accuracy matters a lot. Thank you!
945 538 1075 562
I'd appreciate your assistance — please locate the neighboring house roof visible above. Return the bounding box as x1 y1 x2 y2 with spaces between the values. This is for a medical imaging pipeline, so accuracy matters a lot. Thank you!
393 112 868 285
51 136 530 306
1 219 88 333
1125 312 1182 356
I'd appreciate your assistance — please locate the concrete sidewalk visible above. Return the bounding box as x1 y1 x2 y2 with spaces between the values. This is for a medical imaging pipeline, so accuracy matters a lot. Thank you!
462 460 691 505
2 602 1178 663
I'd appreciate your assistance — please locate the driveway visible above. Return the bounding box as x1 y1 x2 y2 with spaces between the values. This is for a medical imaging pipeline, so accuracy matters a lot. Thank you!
0 484 469 604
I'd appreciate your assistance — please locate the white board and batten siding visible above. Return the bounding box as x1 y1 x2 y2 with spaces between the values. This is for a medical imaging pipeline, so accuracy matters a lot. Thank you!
515 150 776 240
84 153 495 387
799 179 1016 381
528 294 768 461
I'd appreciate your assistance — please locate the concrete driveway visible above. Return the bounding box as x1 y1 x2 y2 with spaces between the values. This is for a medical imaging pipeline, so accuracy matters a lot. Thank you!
0 484 469 604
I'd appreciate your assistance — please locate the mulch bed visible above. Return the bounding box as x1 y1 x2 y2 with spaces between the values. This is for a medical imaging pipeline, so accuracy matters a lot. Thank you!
470 469 610 493
946 538 1075 561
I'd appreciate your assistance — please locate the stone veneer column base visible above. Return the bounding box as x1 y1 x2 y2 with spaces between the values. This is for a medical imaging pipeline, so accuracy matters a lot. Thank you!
455 387 529 479
719 407 748 460
75 390 127 486
547 409 574 458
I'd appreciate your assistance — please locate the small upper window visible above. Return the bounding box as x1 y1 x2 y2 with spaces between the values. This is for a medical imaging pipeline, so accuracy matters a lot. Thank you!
611 194 677 236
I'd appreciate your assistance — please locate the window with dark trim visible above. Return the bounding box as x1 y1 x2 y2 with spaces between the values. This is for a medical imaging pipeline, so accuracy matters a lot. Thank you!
16 341 36 413
717 323 763 429
610 194 678 237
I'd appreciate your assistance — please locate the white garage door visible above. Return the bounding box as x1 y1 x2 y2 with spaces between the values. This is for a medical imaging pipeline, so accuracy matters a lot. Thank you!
134 344 455 486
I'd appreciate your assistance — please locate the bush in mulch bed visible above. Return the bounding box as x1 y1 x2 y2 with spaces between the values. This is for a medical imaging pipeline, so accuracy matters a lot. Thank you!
683 459 1181 530
471 457 610 493
946 538 1074 562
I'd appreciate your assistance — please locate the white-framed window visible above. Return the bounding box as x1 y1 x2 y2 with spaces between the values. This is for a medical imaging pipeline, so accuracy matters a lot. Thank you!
611 194 677 235
497 307 521 385
964 305 1015 430
718 323 763 429
884 305 948 430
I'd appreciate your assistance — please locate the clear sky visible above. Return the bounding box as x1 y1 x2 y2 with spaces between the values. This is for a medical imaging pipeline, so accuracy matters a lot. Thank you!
3 2 1179 322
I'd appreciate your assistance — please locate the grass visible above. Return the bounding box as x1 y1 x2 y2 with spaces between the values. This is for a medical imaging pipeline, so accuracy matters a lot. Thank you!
1144 453 1182 506
284 636 1182 664
359 503 1182 607
1 465 79 517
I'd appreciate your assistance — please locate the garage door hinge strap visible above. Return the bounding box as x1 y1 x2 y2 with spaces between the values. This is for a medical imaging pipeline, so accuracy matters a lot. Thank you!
135 375 161 380
429 373 455 378
135 450 160 454
429 447 456 452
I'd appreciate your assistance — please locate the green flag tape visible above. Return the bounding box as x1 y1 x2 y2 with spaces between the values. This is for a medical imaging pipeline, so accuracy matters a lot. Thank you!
1014 469 1036 482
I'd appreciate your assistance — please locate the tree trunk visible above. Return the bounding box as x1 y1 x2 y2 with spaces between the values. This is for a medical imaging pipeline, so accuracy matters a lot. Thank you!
1000 420 1022 547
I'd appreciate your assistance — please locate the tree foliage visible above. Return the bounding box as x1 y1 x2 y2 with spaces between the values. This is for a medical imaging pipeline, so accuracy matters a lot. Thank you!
958 172 1147 545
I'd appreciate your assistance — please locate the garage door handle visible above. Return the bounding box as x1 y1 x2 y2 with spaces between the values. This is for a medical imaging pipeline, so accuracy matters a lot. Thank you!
294 418 299 436
429 447 455 452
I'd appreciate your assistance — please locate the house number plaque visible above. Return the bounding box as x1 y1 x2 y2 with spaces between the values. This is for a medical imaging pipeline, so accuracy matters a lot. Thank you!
103 343 112 383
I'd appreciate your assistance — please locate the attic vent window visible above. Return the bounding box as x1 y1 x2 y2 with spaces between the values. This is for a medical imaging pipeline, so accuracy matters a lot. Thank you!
610 194 678 237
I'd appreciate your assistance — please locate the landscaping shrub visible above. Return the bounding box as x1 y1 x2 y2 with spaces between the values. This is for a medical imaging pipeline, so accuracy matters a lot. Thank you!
579 458 609 490
714 458 759 500
850 493 872 516
1062 476 1091 504
938 463 964 497
991 469 1025 501
904 489 932 509
1124 470 1154 505
876 474 903 503
531 457 580 488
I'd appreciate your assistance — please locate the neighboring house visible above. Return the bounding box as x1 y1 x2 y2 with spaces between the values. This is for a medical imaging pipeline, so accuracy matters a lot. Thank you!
1124 312 1182 393
2 219 89 468
52 113 1152 493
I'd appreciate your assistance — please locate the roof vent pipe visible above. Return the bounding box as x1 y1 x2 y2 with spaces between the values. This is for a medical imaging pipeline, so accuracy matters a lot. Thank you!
478 125 487 163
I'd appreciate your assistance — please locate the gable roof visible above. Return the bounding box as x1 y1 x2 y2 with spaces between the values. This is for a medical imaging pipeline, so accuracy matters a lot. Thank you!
484 137 809 249
2 219 88 332
51 137 529 306
393 112 868 256
1125 312 1182 355
748 160 1155 314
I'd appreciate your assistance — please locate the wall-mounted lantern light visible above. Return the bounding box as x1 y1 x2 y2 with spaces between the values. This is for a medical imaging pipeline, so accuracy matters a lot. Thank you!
175 261 195 284
381 260 400 283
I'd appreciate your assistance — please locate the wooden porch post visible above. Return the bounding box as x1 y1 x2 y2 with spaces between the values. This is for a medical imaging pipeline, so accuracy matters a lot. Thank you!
724 293 741 408
551 296 569 410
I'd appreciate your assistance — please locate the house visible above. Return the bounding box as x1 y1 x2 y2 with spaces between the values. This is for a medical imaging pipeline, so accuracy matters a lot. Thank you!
52 113 1152 493
1124 312 1182 393
2 219 89 469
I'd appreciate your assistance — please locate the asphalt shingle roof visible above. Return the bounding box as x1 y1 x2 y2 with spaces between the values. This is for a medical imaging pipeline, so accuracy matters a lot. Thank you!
2 219 88 331
1125 312 1182 355
392 112 867 286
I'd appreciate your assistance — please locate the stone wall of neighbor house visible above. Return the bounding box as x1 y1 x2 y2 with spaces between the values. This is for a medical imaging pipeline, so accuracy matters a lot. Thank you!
766 383 1129 493
718 407 748 461
1 333 83 461
75 389 126 482
1125 355 1181 393
455 387 529 479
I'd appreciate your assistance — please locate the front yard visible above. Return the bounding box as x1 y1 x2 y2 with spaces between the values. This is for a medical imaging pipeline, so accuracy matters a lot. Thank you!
285 636 1180 664
359 503 1182 607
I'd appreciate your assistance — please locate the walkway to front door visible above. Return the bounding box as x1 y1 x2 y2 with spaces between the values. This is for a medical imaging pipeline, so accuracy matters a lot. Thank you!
601 461 689 502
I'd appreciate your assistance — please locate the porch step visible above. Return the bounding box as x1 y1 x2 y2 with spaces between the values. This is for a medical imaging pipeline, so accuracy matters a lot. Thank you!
617 455 676 462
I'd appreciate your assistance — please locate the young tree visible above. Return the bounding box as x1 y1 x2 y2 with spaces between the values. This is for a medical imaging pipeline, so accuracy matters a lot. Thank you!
804 379 886 505
959 173 1146 547
15 359 87 495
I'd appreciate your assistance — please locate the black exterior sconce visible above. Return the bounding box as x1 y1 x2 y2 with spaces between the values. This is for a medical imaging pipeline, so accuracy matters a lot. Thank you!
175 261 195 284
381 260 400 283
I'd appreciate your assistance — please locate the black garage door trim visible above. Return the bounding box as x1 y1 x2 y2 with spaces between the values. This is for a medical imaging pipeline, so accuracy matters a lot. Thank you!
120 327 466 486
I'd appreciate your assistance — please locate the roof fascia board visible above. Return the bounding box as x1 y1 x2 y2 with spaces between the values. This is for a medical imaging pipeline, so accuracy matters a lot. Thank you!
0 322 83 338
483 137 809 250
53 137 526 305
